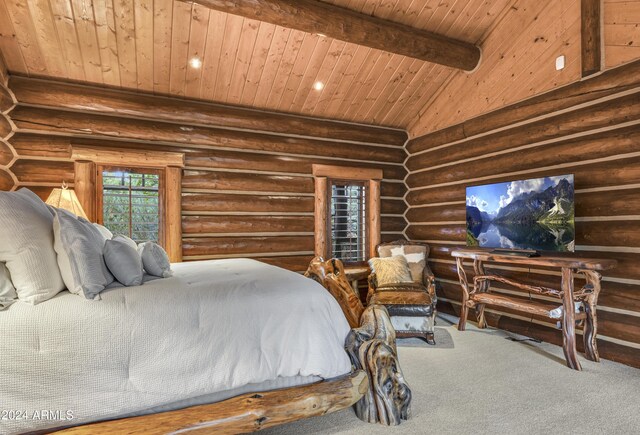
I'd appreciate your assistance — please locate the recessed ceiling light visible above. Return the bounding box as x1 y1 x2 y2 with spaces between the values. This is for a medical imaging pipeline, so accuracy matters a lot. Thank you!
189 57 202 69
313 81 325 91
555 55 565 71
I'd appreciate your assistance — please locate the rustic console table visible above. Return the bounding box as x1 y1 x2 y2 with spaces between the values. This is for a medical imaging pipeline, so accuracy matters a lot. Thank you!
451 248 617 370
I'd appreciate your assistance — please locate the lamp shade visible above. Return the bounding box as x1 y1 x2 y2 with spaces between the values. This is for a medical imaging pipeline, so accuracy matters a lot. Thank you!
45 184 88 219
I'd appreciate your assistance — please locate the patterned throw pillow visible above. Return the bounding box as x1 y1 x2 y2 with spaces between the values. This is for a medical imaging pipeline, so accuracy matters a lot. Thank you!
390 245 426 283
368 256 413 286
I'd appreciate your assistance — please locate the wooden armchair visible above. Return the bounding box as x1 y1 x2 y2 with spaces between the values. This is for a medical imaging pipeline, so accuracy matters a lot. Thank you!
368 240 437 345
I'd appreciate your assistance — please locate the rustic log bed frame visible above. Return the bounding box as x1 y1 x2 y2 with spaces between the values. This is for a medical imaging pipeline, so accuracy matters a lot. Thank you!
52 257 410 434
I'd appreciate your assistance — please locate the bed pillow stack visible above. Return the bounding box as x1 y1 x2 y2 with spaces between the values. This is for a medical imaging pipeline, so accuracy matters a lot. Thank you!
53 209 115 300
0 187 174 306
0 188 65 304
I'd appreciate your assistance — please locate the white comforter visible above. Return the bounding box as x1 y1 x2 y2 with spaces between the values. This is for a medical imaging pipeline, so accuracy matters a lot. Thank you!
0 259 352 434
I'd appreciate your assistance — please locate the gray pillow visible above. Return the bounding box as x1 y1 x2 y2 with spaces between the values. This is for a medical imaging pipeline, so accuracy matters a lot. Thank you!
103 238 144 286
0 262 18 310
0 188 65 304
93 223 113 240
113 234 137 250
138 242 173 278
53 209 114 300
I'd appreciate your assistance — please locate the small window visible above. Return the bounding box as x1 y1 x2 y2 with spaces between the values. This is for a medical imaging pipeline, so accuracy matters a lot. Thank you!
99 168 162 243
330 181 367 264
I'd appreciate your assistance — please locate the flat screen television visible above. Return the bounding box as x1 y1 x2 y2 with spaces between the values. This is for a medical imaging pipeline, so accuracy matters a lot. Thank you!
466 174 575 252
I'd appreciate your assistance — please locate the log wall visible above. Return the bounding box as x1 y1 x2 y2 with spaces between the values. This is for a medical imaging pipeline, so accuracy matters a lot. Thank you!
405 59 640 368
0 75 408 272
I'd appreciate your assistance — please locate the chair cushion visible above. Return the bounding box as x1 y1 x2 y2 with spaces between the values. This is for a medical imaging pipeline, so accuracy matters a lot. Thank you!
376 282 428 293
377 243 427 283
370 290 434 317
368 256 412 286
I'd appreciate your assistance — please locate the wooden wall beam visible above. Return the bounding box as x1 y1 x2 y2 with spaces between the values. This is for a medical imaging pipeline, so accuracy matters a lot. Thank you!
165 166 183 262
185 0 481 71
9 76 407 146
581 0 602 77
73 161 96 221
312 164 383 181
9 106 406 164
368 179 381 259
314 176 328 258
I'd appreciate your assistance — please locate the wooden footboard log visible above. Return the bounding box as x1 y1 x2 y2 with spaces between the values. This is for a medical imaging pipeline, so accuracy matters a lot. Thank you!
53 371 367 435
305 257 411 426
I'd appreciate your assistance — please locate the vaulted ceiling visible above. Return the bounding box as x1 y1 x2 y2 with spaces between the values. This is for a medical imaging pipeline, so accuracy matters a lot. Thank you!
0 0 514 129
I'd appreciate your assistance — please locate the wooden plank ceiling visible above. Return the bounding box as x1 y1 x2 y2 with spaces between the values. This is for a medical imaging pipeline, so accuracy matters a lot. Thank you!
0 0 513 129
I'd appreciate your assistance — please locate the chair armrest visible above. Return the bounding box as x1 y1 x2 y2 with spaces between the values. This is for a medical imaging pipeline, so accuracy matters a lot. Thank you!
423 263 437 302
367 273 378 304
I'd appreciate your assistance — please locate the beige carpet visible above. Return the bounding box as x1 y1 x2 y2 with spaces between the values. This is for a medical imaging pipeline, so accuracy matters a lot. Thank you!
262 315 640 434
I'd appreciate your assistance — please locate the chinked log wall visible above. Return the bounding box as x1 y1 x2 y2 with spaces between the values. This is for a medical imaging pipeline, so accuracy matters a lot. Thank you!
405 59 640 368
0 76 408 272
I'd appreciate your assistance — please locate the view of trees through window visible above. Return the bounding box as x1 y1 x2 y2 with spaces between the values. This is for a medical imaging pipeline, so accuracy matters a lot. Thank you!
101 170 160 243
330 183 366 263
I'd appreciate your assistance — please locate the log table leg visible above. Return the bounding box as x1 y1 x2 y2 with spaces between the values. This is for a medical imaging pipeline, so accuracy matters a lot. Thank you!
456 257 470 331
561 267 581 371
581 269 602 362
473 260 488 329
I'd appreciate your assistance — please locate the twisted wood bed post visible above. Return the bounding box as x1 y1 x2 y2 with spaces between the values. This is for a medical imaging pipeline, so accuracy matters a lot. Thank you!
305 257 411 426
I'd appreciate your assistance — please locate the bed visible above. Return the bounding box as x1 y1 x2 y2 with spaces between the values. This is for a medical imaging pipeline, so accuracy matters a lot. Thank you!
1 257 409 434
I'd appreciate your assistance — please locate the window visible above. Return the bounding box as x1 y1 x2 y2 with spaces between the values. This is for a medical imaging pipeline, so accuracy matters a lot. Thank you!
330 181 367 263
99 168 162 243
312 164 382 263
72 145 184 261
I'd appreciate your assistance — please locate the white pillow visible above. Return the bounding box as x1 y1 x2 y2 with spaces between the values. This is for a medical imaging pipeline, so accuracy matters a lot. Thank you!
0 188 65 304
104 238 144 286
93 223 113 240
0 262 18 310
53 209 114 300
138 242 173 278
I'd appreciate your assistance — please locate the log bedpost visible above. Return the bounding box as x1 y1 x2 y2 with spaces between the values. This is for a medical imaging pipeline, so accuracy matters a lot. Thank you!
305 257 411 426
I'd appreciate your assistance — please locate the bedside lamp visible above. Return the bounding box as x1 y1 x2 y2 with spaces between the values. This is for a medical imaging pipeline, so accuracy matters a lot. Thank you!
45 182 88 219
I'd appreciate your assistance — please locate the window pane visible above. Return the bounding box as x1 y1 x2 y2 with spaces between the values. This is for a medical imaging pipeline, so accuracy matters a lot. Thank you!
330 183 366 263
102 171 160 243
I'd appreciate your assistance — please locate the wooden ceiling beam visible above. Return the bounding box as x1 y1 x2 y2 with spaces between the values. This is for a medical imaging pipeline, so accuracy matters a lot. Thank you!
581 0 602 77
182 0 482 71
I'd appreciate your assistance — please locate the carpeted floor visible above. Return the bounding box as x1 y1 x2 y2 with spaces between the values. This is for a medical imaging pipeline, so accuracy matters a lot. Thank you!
262 315 640 434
